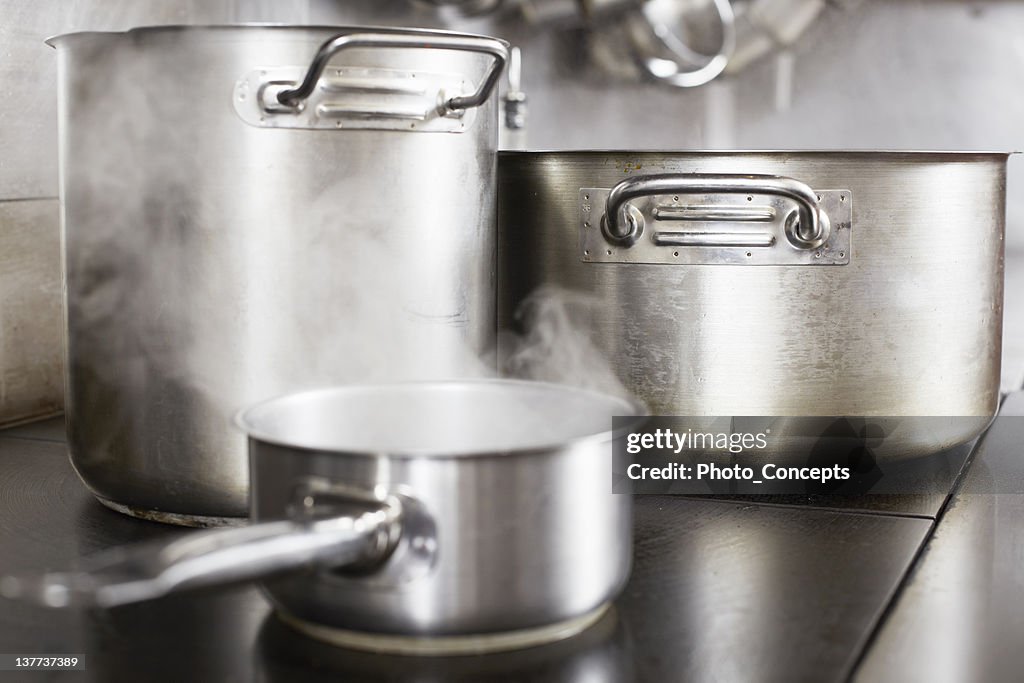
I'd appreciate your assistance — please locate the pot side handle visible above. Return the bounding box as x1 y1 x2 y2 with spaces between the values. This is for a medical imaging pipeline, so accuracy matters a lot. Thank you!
0 483 403 609
276 32 510 113
602 173 831 250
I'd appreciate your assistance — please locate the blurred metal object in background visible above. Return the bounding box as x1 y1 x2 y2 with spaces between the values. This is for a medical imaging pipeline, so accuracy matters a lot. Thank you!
728 0 825 73
501 46 528 149
625 0 735 88
412 0 852 89
414 0 846 88
515 0 642 27
414 0 507 17
506 0 736 88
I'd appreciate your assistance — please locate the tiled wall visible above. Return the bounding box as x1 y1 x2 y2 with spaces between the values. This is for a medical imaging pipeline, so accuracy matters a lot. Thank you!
0 0 242 424
0 200 61 423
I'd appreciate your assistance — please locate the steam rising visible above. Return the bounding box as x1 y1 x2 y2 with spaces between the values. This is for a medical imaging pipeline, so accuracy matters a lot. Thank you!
58 31 635 493
498 285 630 400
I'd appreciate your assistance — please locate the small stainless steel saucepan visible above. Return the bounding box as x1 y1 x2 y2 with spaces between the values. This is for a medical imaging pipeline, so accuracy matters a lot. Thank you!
2 379 642 654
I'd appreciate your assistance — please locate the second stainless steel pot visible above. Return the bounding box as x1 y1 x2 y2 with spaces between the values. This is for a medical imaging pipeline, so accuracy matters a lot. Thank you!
6 380 639 654
497 151 1006 459
50 26 508 524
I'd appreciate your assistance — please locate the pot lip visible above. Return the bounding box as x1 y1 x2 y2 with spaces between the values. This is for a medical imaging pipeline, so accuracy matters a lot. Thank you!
233 378 648 460
497 149 1014 158
45 23 508 48
497 149 1015 158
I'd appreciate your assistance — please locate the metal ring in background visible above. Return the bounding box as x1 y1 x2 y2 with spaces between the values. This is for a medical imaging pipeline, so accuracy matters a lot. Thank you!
627 0 736 88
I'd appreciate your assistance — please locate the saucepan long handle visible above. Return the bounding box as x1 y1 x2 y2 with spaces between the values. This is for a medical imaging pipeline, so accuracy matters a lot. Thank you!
0 482 403 609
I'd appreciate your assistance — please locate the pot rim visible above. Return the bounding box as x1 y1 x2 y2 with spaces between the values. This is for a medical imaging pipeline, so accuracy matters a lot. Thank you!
45 24 508 48
234 378 648 460
497 149 1014 158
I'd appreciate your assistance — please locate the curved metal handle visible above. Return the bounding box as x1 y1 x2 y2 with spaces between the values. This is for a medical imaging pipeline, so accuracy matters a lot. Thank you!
634 0 735 89
277 32 509 112
0 483 403 609
602 173 831 249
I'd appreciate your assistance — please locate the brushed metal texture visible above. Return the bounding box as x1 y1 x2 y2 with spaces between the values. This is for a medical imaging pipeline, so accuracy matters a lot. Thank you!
497 151 1006 459
54 26 501 520
248 380 635 637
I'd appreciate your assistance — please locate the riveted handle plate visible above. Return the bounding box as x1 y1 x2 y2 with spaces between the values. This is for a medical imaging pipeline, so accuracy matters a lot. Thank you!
234 66 476 133
579 187 852 266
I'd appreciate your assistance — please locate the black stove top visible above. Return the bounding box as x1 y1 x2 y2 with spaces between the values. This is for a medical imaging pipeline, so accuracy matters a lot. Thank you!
1 403 1022 682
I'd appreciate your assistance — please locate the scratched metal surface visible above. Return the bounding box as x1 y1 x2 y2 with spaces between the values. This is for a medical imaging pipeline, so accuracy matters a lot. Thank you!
496 151 1005 465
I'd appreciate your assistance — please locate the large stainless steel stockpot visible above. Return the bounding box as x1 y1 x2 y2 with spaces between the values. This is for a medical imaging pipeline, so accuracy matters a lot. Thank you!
4 380 640 655
48 26 508 524
497 151 1007 459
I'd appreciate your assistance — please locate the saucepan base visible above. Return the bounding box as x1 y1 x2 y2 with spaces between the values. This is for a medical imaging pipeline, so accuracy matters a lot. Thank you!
96 496 245 528
276 603 613 656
